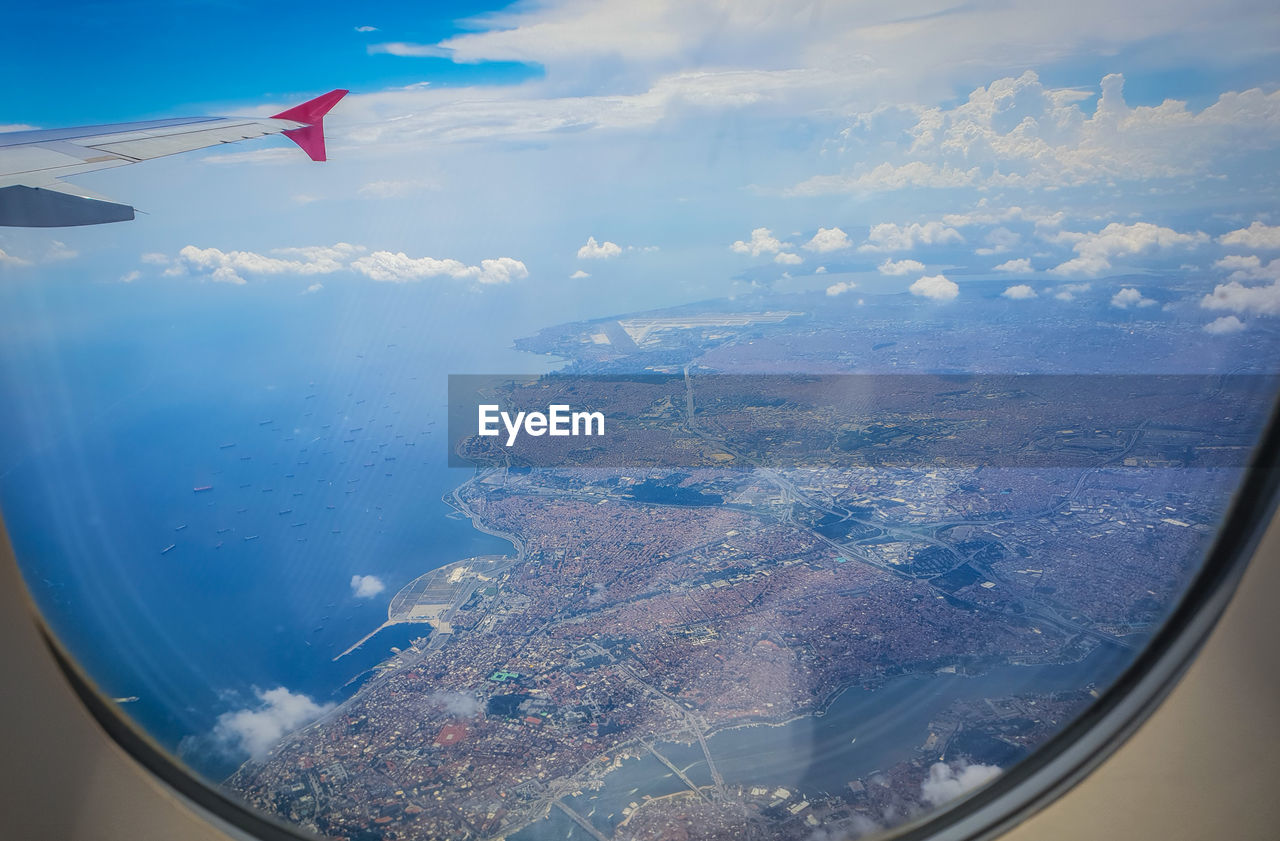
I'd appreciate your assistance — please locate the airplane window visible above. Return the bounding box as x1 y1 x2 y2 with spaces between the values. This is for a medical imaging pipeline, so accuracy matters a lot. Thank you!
2 3 1279 841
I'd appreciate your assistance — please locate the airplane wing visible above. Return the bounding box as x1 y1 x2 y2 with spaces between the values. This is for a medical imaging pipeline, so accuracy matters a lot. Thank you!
0 89 347 227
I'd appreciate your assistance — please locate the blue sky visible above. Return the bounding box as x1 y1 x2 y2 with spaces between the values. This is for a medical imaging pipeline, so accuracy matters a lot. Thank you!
2 0 536 124
2 0 1279 330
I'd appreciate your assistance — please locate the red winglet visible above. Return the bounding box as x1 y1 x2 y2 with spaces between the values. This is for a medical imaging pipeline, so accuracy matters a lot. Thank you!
271 89 348 162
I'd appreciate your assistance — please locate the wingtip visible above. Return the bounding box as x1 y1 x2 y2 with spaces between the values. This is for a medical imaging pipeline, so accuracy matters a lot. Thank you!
273 89 348 162
270 89 349 125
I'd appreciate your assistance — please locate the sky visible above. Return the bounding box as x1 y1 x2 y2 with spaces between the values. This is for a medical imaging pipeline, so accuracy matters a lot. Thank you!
2 0 1279 333
2 0 1280 341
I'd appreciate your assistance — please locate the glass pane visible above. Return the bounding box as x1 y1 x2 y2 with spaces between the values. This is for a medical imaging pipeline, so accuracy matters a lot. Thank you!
2 3 1278 840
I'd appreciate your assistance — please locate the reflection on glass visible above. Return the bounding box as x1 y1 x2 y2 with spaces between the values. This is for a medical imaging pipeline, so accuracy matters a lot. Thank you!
2 2 1279 840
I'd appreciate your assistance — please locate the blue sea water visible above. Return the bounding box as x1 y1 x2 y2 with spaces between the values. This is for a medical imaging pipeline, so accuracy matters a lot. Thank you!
0 272 564 779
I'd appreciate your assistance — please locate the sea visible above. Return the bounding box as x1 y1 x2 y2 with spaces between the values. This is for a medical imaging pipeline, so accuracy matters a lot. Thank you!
0 273 574 780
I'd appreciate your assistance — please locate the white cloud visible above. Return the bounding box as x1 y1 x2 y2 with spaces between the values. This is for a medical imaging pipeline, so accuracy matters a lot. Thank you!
212 687 334 761
1002 284 1036 299
804 71 1280 195
1048 222 1207 277
859 221 963 253
368 41 453 58
172 243 364 285
826 281 857 297
0 123 37 132
43 240 77 263
802 227 852 253
993 257 1033 273
814 265 827 274
355 25 379 33
1213 254 1280 283
569 269 591 279
731 227 789 257
1219 222 1280 250
1111 287 1156 308
976 226 1020 255
921 761 1001 808
140 252 168 265
358 179 437 198
119 270 141 283
791 161 981 196
1204 315 1246 334
162 242 530 288
303 283 323 294
0 248 31 267
578 236 623 259
1200 278 1280 316
774 251 803 265
909 274 959 301
350 574 386 598
877 258 925 276
1054 282 1091 302
428 691 481 718
351 252 528 285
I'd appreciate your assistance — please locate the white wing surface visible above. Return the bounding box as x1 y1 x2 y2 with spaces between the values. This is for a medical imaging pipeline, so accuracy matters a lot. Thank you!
0 89 346 226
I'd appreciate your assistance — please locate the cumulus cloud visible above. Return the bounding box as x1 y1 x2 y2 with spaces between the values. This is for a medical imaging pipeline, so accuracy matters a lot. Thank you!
803 227 852 253
731 227 789 257
801 71 1280 195
171 243 365 285
774 251 803 265
1218 222 1280 250
1054 282 1091 302
211 687 335 761
909 274 959 301
1204 315 1246 334
826 281 857 297
1213 254 1280 283
976 226 1020 255
1002 284 1036 299
1201 278 1280 316
569 269 591 279
815 265 827 274
351 252 528 285
993 257 1032 273
1111 287 1156 308
1048 222 1207 277
921 761 1002 807
878 258 925 276
577 236 623 259
859 221 962 253
350 574 386 598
